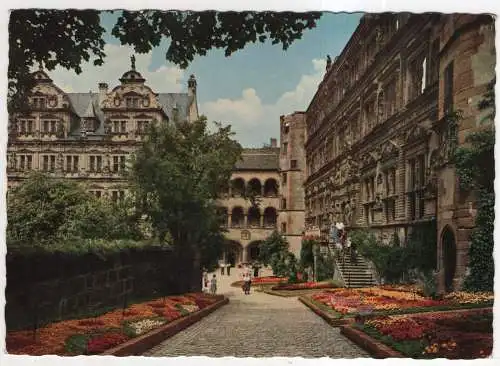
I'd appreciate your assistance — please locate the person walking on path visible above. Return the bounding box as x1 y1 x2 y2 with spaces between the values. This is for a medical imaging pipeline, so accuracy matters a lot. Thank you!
220 262 225 276
242 270 252 295
203 271 209 292
210 274 217 295
226 263 231 276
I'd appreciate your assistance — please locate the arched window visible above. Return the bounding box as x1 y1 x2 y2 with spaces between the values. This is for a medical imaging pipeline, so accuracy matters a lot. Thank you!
247 178 262 197
247 206 261 228
231 178 245 197
263 207 278 228
264 178 279 197
231 207 245 228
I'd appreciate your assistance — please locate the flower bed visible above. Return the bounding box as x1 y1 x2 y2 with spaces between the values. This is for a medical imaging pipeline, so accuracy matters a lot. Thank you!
308 287 493 318
6 293 220 355
354 308 492 359
252 276 288 284
271 281 337 291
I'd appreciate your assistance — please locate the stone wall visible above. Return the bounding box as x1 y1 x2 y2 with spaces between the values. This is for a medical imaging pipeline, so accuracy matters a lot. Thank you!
6 248 190 330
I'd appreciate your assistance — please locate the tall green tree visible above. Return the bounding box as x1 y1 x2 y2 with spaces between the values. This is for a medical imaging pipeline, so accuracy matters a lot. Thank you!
8 10 321 110
128 116 243 290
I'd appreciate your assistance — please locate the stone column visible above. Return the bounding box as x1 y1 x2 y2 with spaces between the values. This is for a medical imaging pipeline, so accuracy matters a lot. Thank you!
242 247 248 263
228 214 232 228
260 215 264 228
244 215 248 228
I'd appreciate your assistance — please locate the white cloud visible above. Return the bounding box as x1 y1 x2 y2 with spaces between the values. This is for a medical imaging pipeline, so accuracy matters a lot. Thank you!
201 58 326 147
48 44 186 93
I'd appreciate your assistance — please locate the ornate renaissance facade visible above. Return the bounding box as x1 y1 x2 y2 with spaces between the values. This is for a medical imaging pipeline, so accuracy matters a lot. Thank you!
216 142 281 264
304 14 495 291
7 59 199 200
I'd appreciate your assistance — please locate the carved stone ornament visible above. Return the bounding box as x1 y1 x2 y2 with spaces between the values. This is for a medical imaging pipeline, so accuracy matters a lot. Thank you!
142 96 150 107
114 97 121 107
48 95 57 107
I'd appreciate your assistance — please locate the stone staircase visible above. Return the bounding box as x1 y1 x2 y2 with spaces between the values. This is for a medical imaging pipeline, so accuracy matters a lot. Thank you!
334 249 377 288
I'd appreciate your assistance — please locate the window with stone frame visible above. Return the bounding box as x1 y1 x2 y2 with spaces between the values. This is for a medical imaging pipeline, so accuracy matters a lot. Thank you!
18 154 33 171
282 172 287 186
89 155 103 172
443 61 454 115
385 199 396 223
384 78 398 118
430 38 440 84
65 155 79 172
17 119 35 134
281 222 287 233
112 155 126 172
42 155 56 172
32 97 47 109
364 99 376 131
112 120 127 133
126 96 140 108
281 198 287 210
408 52 427 101
137 120 150 134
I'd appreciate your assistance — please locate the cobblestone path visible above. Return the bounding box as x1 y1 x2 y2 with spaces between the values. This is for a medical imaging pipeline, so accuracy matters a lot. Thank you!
146 270 369 358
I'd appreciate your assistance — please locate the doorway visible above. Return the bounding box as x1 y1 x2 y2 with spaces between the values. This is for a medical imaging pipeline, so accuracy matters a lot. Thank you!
442 226 457 292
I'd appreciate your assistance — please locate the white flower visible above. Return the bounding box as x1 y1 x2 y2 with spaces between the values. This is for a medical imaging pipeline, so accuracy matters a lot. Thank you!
129 319 166 335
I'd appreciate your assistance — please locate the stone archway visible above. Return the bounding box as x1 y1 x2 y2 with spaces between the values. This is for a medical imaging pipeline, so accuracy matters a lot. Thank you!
224 240 243 266
441 226 457 292
247 240 263 262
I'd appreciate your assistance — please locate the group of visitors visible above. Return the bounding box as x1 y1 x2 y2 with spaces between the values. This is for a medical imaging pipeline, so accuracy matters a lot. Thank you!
219 262 232 276
202 263 255 296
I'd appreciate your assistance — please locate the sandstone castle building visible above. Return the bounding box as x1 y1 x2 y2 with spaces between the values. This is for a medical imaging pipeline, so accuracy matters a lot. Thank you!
301 13 495 291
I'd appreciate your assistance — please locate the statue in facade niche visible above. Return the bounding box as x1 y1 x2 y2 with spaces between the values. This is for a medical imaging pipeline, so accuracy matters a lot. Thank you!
56 153 64 171
326 55 332 70
130 54 136 70
344 201 353 224
387 170 394 195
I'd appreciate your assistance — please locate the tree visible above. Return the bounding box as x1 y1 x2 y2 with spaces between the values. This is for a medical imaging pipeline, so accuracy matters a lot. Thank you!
454 77 495 292
258 230 291 276
6 172 140 250
8 10 322 110
128 116 243 290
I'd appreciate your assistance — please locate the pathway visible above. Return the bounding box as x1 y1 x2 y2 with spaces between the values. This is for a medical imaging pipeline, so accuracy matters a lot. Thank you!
145 269 369 358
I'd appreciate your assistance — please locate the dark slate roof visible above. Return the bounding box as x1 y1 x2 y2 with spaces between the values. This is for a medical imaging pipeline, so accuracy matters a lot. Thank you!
234 148 279 171
157 93 193 122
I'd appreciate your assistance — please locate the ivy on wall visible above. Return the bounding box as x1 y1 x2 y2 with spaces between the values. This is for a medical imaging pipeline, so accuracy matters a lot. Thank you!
454 77 495 292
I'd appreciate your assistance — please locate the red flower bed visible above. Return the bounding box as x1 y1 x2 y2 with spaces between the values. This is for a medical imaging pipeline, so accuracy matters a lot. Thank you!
360 309 493 359
87 333 129 354
252 276 287 284
272 281 335 291
6 292 219 355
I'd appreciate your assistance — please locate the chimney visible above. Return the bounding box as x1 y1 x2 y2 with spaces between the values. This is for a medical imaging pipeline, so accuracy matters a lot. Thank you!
270 138 277 148
98 83 108 104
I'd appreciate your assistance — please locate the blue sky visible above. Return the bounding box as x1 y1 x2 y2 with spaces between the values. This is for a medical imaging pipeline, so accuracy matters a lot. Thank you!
50 12 363 147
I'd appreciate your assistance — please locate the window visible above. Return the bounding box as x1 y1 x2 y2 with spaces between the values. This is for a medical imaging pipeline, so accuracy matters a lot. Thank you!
111 190 125 203
66 156 79 172
444 61 454 115
42 155 49 171
421 57 427 93
290 160 298 169
282 142 288 155
89 155 103 172
126 97 140 108
281 198 287 210
50 155 55 171
44 120 50 132
90 190 102 199
19 155 26 170
281 222 287 233
137 120 150 133
113 156 126 172
32 97 46 109
430 38 440 83
17 119 35 134
50 120 57 133
282 172 287 185
121 121 127 133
